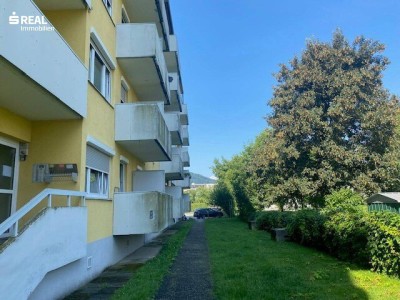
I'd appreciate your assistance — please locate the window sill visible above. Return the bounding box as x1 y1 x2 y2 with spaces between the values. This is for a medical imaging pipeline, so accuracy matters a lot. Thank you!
86 195 112 201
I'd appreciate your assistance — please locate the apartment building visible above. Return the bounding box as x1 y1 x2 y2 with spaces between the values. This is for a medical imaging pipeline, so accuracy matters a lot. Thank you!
0 0 191 298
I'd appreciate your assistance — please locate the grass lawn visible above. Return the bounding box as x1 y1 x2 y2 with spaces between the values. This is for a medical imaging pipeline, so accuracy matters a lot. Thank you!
112 220 193 300
206 218 400 300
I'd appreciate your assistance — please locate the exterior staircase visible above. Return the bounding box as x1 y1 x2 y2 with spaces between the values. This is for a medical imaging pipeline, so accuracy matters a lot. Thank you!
0 189 87 299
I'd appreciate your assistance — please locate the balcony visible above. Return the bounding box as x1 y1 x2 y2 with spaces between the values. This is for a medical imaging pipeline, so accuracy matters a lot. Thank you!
172 170 191 189
182 125 189 146
113 191 172 235
122 0 172 51
115 103 171 162
165 72 183 113
164 35 179 73
181 148 190 167
159 151 183 181
0 0 88 120
180 104 189 125
171 146 189 167
165 186 183 220
116 24 170 104
164 112 182 146
34 0 91 10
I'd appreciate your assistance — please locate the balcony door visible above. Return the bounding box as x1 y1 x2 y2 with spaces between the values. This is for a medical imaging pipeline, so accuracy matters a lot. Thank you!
0 138 18 237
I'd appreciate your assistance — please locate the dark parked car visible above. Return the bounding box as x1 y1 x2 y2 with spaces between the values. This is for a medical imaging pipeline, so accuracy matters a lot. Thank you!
194 208 223 219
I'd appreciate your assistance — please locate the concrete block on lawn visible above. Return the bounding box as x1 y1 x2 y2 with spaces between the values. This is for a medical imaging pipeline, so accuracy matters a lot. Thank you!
271 228 288 242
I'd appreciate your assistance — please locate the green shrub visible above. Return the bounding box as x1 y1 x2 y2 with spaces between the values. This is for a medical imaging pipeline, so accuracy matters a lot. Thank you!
323 209 370 265
320 189 370 265
252 188 400 278
368 212 400 277
322 188 365 215
286 210 326 248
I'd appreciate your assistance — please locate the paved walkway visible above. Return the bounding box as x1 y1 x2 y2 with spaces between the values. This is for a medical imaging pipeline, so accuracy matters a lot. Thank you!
64 219 214 300
155 219 214 300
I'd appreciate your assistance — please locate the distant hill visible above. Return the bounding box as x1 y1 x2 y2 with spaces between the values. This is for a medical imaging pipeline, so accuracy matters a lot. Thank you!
190 172 216 185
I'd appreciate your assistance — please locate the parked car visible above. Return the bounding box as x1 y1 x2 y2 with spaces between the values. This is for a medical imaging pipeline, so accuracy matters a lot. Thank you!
194 208 223 219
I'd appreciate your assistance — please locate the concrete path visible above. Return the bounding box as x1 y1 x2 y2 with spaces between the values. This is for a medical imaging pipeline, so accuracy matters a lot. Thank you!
155 219 214 300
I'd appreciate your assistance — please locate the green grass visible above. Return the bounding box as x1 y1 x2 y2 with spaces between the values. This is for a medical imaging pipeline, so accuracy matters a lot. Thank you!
112 220 193 300
206 218 400 300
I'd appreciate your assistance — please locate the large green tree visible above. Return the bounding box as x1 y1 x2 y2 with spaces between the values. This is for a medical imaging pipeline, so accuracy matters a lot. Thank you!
213 131 270 219
253 31 400 208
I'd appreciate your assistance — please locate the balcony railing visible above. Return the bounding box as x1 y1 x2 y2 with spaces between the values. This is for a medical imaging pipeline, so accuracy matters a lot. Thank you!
0 0 88 120
116 23 170 104
180 104 189 126
164 34 179 73
113 191 172 235
171 170 191 189
165 186 183 220
122 0 172 51
164 112 182 146
182 125 189 146
165 72 183 113
159 151 183 181
115 103 171 162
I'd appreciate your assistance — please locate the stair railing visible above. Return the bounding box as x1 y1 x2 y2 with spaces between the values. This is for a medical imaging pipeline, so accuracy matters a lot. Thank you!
0 189 86 237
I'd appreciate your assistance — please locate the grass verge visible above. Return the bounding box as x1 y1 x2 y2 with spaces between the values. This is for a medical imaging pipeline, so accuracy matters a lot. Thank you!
206 218 400 300
112 220 193 300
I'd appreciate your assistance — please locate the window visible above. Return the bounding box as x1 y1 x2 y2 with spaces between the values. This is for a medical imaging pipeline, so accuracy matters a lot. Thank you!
103 0 112 15
89 45 111 101
86 146 110 198
121 7 129 23
120 83 128 103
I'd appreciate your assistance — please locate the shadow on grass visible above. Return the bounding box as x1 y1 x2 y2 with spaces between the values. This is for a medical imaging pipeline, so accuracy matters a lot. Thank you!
206 218 370 300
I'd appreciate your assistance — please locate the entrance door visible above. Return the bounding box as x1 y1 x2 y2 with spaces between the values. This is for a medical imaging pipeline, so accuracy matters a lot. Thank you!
0 138 18 237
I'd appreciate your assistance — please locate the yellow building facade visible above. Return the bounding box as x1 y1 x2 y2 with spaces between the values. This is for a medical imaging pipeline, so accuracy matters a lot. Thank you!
0 0 190 298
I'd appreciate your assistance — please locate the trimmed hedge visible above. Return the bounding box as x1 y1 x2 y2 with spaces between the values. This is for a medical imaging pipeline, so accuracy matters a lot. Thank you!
286 210 325 249
255 190 400 277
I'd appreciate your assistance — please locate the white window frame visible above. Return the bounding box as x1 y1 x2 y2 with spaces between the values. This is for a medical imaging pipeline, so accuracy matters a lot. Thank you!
85 138 115 200
121 5 130 23
85 167 109 199
89 44 112 102
103 0 112 15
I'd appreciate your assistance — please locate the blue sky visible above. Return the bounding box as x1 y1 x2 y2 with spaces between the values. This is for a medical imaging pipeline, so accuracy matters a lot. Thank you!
170 0 400 178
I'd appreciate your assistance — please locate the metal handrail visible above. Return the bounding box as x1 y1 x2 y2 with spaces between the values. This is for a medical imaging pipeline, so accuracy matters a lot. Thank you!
0 188 86 237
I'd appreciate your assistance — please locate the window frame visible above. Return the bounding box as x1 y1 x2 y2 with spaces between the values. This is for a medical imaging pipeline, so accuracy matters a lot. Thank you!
121 5 130 23
102 0 112 16
85 166 109 199
89 43 112 102
85 141 114 200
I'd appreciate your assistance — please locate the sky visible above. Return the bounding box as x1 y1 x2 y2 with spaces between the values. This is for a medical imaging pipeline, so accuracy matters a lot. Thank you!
169 0 400 178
